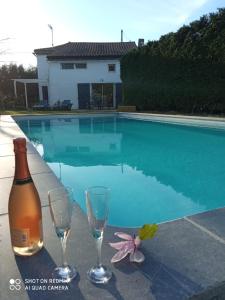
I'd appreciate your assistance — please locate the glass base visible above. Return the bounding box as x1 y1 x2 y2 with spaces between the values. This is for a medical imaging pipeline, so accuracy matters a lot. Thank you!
53 265 77 283
87 265 112 284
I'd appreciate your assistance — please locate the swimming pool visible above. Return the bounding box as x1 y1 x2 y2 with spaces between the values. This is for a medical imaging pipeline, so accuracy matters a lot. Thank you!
16 115 225 227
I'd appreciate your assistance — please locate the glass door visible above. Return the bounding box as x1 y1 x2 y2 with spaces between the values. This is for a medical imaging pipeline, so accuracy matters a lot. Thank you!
91 83 113 108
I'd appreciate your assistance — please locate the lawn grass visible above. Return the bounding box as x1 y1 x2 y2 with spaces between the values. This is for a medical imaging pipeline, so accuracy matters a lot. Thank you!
0 109 116 116
0 110 78 116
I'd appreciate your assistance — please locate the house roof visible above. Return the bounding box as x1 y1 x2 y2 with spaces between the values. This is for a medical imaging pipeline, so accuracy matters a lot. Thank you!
34 42 137 60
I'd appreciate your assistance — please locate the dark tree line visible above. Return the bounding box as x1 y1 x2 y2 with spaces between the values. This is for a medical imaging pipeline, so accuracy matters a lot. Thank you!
0 64 38 109
121 8 225 114
137 8 225 62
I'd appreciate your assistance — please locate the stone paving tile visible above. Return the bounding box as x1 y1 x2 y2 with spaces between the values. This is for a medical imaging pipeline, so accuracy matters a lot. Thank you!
0 156 15 178
0 177 13 215
188 207 225 240
0 142 39 157
0 115 26 145
24 154 52 175
0 133 19 144
32 172 63 207
120 113 225 130
2 205 225 299
0 207 152 300
0 172 60 215
0 123 26 139
107 218 225 300
0 115 15 124
0 214 30 300
0 153 52 178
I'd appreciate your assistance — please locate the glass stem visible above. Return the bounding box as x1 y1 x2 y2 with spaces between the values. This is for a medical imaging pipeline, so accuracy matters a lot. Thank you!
60 237 68 267
95 237 103 268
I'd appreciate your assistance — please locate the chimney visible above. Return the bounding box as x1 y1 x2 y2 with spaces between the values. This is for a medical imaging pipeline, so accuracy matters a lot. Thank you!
138 38 144 47
121 29 123 42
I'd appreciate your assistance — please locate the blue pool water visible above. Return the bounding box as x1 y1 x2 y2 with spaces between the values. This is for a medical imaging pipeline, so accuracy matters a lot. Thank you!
16 116 225 227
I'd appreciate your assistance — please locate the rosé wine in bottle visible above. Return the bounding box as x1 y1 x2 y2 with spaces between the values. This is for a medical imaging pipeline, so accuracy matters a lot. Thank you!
8 138 43 256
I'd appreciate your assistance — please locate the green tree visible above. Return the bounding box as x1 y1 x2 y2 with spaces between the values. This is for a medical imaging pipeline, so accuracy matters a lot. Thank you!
0 64 38 109
121 8 225 114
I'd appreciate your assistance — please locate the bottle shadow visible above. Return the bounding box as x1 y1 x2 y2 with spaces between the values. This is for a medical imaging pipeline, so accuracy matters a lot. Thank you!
15 247 85 300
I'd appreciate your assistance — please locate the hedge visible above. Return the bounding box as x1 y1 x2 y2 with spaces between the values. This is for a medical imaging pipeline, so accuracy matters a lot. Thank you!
121 52 225 114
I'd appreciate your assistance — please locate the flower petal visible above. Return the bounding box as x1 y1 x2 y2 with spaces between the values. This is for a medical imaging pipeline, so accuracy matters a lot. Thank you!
111 248 130 263
129 250 145 263
114 232 133 240
109 241 129 250
110 241 134 252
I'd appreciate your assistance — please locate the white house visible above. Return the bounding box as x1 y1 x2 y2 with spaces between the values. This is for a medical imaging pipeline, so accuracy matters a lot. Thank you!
33 42 137 109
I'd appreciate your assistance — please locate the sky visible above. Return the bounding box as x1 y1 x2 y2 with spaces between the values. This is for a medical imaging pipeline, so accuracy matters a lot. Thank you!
0 0 224 67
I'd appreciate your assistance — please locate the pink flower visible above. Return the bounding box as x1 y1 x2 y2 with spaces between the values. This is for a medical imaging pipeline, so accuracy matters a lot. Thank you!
109 232 145 263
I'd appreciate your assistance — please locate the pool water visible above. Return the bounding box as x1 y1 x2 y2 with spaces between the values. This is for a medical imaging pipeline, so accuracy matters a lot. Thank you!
17 116 225 227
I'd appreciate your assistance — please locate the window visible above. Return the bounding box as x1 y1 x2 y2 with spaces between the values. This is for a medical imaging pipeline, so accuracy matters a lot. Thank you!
66 146 78 153
108 64 115 72
78 146 90 152
61 63 74 69
75 63 87 69
110 143 117 151
42 86 48 100
61 63 87 69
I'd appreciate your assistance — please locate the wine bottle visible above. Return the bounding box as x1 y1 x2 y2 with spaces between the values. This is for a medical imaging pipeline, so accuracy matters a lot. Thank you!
8 138 43 256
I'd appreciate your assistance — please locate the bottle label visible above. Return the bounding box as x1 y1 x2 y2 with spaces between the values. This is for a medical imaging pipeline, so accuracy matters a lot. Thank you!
11 228 30 247
14 177 33 185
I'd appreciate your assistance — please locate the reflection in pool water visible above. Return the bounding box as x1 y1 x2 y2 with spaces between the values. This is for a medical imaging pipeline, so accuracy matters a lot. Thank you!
17 116 225 227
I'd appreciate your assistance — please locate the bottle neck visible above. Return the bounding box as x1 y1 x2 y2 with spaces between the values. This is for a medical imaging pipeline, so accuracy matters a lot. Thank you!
14 151 32 184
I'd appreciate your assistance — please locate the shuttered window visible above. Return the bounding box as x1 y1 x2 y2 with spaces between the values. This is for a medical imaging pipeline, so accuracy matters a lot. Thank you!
61 63 74 69
75 63 87 69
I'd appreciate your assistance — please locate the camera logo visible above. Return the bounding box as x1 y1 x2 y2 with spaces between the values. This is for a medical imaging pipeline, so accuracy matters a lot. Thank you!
9 279 21 291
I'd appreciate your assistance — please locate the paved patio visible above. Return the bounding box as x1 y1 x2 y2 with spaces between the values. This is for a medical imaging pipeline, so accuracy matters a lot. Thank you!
1 114 225 300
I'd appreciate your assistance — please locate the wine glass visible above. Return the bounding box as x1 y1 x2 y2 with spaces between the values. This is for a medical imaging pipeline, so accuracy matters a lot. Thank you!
48 186 77 282
85 186 112 284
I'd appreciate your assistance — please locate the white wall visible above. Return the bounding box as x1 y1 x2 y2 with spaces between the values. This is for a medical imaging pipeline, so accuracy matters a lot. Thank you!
48 59 121 108
37 55 49 80
36 55 49 101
